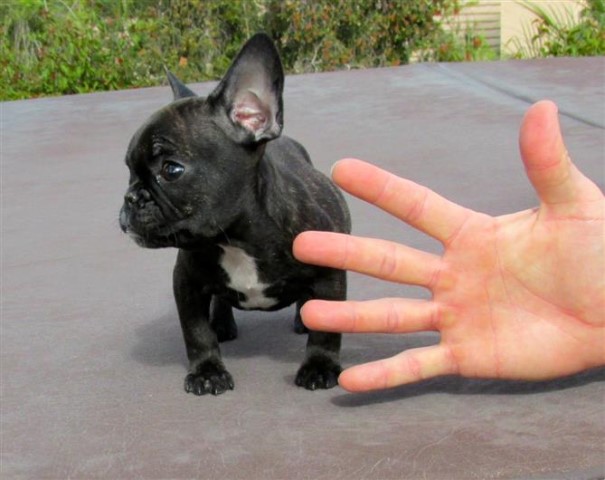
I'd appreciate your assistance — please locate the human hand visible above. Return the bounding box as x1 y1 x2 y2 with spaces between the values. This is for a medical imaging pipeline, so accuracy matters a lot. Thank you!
293 100 605 392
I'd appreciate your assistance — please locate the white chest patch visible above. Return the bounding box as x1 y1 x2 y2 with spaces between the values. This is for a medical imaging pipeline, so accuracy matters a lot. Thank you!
218 245 278 310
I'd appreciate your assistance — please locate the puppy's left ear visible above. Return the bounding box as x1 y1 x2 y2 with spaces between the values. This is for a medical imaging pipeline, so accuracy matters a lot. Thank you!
165 68 197 100
209 33 284 144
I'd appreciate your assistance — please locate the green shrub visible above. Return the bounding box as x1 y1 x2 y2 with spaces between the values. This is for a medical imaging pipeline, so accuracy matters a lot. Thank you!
3 0 601 101
0 0 268 99
0 0 493 101
2 1 154 98
510 0 605 58
264 0 454 71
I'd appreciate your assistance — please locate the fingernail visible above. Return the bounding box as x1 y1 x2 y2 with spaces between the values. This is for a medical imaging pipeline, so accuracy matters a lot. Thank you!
330 160 344 179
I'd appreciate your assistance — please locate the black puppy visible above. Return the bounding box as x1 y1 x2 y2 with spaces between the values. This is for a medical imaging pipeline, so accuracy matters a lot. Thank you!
119 33 350 395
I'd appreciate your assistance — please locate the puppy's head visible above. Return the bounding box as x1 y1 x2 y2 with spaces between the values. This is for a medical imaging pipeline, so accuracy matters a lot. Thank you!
119 33 284 248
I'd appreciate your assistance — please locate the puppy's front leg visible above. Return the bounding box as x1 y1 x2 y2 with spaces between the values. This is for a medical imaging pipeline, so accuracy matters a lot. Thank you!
173 257 234 395
295 269 345 390
294 299 310 334
211 296 238 343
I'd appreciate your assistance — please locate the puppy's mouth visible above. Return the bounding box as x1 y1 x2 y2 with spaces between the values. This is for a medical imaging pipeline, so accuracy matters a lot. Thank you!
123 223 196 249
119 209 183 249
119 199 224 250
125 224 224 250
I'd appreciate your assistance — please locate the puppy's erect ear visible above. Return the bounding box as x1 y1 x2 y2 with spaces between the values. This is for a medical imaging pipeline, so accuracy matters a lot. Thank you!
165 68 197 100
209 33 284 144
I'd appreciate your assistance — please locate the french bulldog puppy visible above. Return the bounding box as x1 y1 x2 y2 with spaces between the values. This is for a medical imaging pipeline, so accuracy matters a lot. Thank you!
119 33 350 396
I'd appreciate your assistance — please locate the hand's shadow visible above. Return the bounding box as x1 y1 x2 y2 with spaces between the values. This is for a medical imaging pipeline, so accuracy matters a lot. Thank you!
331 367 605 407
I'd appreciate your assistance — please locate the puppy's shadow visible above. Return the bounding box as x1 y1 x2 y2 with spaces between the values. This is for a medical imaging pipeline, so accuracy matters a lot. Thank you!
130 307 304 367
130 311 605 405
130 312 187 367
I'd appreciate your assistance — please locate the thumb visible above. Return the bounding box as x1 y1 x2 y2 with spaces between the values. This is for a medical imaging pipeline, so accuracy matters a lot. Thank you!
519 100 601 208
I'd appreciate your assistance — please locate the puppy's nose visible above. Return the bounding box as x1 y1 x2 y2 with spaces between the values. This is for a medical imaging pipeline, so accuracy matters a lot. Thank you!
125 188 151 207
125 191 138 205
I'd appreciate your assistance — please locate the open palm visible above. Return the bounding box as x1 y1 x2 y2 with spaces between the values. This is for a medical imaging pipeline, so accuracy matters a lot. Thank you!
294 101 605 392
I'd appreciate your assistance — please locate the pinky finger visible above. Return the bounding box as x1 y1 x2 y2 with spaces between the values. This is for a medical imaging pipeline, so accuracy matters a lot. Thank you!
338 345 458 392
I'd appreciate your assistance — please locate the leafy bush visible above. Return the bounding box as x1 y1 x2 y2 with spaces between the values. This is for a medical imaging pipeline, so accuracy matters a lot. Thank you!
0 0 263 99
2 0 469 100
2 0 602 101
265 0 455 70
510 0 605 58
3 1 148 98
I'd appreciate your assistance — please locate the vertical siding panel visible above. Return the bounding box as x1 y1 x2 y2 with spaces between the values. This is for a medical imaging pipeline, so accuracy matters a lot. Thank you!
456 1 502 53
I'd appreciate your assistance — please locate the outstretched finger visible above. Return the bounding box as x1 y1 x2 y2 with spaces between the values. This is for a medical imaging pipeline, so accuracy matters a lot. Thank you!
338 345 458 392
301 298 440 334
331 158 472 244
293 231 443 288
519 100 603 209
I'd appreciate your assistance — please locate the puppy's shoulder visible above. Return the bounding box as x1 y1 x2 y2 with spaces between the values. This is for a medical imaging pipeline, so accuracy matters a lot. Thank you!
260 136 324 197
258 136 350 235
265 136 313 167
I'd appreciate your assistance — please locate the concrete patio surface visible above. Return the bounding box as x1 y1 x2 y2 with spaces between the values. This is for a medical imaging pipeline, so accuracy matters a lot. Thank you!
2 57 604 479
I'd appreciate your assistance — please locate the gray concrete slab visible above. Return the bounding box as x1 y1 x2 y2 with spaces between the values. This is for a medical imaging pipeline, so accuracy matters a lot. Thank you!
2 57 604 479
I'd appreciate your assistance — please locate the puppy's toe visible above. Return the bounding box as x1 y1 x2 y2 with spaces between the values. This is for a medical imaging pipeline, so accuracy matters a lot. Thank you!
184 360 234 396
295 356 342 390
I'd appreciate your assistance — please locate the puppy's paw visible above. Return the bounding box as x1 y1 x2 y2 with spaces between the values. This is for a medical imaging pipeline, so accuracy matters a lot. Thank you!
184 360 234 396
295 356 342 390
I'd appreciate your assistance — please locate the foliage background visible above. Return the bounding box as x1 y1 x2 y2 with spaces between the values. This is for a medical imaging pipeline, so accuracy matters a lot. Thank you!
510 0 605 58
1 0 603 101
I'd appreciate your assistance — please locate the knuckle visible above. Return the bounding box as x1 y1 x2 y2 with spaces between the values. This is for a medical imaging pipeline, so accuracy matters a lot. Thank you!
443 346 460 376
428 261 456 291
405 354 424 382
406 185 430 223
347 301 360 332
384 301 401 333
378 243 399 279
428 303 443 331
339 235 354 270
371 173 396 206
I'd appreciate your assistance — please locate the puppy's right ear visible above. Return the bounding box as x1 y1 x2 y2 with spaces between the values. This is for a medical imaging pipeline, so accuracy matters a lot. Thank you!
208 33 284 144
165 68 197 100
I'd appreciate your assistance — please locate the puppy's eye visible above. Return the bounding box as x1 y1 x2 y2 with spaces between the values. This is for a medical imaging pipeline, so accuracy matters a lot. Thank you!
160 161 185 181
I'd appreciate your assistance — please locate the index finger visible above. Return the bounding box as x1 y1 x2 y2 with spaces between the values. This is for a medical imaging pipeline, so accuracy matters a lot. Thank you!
332 158 472 244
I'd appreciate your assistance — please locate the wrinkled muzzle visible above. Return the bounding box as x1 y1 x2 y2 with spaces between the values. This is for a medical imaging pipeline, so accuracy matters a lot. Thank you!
119 186 172 247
